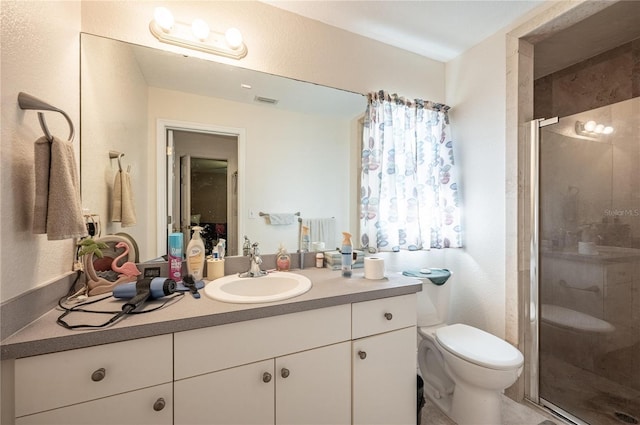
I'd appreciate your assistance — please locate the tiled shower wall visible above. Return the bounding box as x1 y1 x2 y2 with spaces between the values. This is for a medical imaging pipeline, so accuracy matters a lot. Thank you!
534 37 640 119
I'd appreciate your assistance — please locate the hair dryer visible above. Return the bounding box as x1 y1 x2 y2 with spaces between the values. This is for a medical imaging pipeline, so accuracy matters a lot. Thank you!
113 277 177 312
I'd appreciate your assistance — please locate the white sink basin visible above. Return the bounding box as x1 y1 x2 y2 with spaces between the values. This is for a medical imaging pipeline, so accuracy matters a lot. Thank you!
204 272 312 303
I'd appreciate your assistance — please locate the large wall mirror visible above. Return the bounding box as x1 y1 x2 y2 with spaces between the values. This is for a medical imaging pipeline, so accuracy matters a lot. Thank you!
80 33 364 262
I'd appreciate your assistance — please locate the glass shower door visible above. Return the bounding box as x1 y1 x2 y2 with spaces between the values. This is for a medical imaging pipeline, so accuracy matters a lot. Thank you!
536 97 640 425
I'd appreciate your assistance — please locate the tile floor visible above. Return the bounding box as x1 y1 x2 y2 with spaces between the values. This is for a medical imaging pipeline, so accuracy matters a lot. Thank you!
420 394 564 425
540 352 640 425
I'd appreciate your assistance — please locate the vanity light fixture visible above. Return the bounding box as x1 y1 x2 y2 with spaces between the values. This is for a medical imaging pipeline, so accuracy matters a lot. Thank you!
575 120 614 138
149 7 247 59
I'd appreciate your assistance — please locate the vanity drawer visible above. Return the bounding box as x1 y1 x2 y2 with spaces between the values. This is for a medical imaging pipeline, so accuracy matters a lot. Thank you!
352 294 417 339
15 383 172 425
174 304 351 380
15 334 172 417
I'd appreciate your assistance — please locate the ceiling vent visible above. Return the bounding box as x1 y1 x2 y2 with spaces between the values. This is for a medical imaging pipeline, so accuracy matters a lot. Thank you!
254 96 279 105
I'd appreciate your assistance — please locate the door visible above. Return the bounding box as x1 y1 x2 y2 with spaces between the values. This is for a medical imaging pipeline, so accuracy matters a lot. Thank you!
174 359 274 425
180 154 192 244
352 326 416 425
531 97 640 425
275 342 351 425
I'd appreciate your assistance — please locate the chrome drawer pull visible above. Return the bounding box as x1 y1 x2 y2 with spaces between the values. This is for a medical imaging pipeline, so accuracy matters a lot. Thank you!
281 368 290 378
263 372 272 383
358 350 367 360
384 312 393 320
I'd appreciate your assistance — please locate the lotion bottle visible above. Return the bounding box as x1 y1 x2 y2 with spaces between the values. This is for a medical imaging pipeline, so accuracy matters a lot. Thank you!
186 226 205 281
341 231 353 277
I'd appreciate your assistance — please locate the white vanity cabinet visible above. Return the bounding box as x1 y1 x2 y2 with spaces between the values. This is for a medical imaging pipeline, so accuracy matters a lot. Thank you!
173 304 352 425
13 335 173 425
6 291 420 425
352 294 417 425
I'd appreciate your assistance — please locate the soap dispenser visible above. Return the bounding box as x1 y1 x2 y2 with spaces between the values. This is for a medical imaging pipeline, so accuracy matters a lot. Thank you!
186 226 205 281
276 243 291 271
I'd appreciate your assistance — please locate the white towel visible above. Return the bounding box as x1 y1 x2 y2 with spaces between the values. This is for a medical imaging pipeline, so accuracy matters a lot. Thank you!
111 169 136 227
268 213 296 225
302 218 336 250
32 136 87 240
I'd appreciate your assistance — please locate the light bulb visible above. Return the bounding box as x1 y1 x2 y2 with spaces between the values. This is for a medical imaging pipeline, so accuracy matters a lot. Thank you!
154 7 174 32
594 124 605 134
583 120 597 132
603 126 614 135
225 27 243 49
191 19 210 41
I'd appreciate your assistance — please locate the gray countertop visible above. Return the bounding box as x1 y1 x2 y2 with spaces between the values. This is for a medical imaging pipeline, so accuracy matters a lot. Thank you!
0 268 422 360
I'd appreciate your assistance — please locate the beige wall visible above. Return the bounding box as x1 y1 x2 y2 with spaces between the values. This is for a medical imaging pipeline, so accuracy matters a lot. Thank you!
1 1 81 302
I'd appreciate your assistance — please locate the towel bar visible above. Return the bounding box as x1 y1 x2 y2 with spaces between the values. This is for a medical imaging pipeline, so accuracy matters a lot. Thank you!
259 211 300 217
18 92 75 142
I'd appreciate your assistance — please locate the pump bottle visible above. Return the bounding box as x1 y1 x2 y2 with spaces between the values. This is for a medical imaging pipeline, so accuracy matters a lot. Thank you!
186 226 205 281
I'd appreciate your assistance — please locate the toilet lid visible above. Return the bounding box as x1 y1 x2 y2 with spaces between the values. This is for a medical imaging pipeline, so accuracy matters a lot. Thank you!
435 324 524 370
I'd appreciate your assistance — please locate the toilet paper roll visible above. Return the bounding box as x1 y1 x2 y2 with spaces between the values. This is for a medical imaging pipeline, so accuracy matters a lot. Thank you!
364 257 385 280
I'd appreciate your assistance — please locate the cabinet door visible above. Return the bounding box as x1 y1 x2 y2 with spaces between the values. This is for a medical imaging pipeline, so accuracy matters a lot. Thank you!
174 359 274 425
353 326 417 425
275 342 351 425
15 383 172 425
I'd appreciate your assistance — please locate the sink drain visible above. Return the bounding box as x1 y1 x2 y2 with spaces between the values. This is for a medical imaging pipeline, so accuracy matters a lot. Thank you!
615 411 639 424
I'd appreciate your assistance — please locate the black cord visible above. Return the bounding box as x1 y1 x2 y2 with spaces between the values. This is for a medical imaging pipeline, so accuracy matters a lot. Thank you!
56 292 185 330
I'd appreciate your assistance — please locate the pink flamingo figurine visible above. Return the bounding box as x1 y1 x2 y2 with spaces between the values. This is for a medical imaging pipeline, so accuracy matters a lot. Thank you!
111 242 141 279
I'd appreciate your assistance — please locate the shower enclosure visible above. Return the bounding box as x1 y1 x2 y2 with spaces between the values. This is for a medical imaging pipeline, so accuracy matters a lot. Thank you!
529 97 640 425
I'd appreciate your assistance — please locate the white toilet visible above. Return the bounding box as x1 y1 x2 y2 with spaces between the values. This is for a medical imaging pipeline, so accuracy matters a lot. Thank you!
417 276 524 425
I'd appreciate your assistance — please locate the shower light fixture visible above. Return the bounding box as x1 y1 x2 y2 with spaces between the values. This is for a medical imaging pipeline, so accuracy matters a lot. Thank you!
149 7 247 59
575 120 614 138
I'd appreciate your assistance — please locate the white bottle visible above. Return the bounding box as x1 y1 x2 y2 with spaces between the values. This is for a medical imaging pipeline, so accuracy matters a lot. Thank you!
186 226 206 281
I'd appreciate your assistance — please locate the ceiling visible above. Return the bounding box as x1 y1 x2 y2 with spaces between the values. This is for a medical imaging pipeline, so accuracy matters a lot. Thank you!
262 0 545 62
263 0 640 78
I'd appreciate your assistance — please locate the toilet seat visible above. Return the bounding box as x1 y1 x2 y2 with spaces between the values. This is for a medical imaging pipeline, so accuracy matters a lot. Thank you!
435 324 523 370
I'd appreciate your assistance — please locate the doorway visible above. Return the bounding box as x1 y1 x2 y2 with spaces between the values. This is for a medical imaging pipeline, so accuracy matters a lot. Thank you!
156 120 245 258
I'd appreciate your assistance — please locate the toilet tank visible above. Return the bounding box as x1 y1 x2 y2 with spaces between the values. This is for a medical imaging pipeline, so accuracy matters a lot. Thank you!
417 276 453 327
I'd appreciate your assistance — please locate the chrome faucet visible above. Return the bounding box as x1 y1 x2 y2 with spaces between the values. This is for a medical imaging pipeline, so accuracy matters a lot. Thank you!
239 242 268 278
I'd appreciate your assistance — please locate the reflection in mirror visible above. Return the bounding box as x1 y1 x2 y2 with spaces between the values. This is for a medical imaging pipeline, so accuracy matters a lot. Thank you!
81 33 364 262
173 131 237 257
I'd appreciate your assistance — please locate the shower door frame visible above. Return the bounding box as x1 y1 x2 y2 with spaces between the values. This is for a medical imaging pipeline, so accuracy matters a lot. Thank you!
526 116 558 404
526 116 599 425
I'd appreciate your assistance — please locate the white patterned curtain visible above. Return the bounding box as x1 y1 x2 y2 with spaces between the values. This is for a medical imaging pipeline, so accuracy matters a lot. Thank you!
360 91 462 251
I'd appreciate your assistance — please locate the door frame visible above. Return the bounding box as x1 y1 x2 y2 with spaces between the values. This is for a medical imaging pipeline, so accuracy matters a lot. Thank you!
156 119 245 259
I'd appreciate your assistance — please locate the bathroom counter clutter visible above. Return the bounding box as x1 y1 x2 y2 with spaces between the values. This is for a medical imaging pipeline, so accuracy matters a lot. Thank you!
0 268 421 360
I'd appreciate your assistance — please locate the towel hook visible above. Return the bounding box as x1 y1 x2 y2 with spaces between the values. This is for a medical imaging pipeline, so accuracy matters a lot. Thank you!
18 92 75 142
109 150 124 172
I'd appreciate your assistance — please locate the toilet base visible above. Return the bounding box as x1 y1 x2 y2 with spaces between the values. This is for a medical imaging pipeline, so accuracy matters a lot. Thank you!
450 381 502 425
